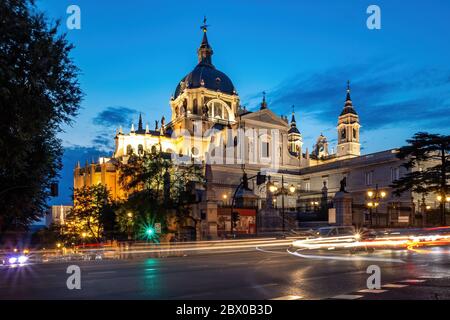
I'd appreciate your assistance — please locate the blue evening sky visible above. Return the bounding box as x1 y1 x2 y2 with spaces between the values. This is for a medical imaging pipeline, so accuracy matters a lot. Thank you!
36 0 450 204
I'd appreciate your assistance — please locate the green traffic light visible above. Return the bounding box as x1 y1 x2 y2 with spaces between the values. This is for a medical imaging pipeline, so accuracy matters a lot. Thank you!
146 227 155 236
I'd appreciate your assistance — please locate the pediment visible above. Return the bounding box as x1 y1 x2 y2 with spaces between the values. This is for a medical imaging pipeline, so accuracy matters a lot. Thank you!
241 109 288 128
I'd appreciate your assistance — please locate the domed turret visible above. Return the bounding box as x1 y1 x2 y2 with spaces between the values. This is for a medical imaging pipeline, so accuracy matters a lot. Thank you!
173 18 236 99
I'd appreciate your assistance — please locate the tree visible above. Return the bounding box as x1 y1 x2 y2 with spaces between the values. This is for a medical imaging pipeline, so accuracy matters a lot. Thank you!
118 150 204 240
65 184 112 243
391 132 450 225
0 0 82 236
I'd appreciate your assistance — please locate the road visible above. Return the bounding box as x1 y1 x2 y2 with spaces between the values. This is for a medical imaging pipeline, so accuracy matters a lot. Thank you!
1 242 450 299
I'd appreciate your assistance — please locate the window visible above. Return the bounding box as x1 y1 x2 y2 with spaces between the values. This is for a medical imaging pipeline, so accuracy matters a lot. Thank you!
262 142 270 157
365 171 373 186
213 102 222 118
126 145 133 155
341 129 346 140
193 99 198 115
138 144 144 155
391 167 400 182
304 181 311 192
208 100 230 120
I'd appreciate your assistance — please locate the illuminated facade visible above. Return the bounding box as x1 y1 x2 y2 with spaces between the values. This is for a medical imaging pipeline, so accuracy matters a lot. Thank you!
74 23 420 239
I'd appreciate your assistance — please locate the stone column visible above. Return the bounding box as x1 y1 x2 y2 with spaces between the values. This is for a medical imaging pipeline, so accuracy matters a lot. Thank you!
334 191 353 226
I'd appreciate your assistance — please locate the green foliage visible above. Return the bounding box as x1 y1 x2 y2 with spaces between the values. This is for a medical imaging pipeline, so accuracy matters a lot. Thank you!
117 150 205 239
0 0 82 234
391 132 450 225
391 132 450 196
64 184 112 243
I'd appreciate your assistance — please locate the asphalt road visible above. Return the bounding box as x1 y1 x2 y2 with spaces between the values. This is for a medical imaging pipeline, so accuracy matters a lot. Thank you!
1 245 449 299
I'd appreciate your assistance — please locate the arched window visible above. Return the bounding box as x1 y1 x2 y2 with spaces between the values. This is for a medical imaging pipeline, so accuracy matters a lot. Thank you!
207 100 230 121
138 144 144 155
151 145 157 154
126 145 133 155
213 103 222 119
193 99 198 115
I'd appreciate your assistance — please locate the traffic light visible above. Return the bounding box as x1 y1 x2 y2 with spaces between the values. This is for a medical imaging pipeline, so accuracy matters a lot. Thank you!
145 227 155 236
50 183 58 197
256 172 266 185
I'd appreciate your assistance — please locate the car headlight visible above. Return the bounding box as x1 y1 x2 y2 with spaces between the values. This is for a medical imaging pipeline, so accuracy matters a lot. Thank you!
18 255 28 264
8 257 17 264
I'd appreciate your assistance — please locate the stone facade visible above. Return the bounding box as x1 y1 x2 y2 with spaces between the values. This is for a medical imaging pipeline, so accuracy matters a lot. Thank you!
73 23 423 239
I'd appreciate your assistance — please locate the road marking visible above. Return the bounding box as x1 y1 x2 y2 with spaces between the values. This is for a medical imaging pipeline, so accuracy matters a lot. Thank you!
383 284 409 288
271 295 303 300
286 248 405 263
400 279 426 283
251 283 279 289
227 262 249 266
87 271 117 275
419 275 443 279
357 289 387 293
332 294 363 300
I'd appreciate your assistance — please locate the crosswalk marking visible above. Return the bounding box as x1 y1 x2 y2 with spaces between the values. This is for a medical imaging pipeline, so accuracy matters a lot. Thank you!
383 284 408 288
357 289 387 293
271 295 303 300
332 294 363 300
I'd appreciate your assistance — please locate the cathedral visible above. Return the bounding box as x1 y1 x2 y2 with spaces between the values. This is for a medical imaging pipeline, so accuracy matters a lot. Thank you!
74 22 416 239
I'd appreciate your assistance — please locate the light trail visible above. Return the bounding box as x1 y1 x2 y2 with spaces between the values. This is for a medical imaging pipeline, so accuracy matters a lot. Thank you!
291 232 450 254
286 247 405 263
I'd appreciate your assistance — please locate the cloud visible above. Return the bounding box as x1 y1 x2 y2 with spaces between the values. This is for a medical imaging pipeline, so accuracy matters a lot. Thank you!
93 106 139 128
91 106 141 151
253 60 450 132
92 134 114 150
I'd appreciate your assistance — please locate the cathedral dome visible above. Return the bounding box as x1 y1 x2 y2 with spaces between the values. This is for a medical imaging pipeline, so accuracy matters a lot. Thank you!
174 64 235 99
174 19 236 99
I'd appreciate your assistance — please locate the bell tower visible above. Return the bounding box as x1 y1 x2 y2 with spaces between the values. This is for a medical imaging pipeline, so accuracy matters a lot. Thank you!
287 106 302 157
337 81 360 158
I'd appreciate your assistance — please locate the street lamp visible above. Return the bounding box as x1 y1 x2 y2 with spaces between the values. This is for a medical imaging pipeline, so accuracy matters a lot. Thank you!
127 212 133 240
81 232 87 248
436 195 450 225
366 184 387 227
268 175 296 232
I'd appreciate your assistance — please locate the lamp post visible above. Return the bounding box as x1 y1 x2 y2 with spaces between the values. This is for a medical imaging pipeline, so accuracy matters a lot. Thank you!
267 175 296 232
436 195 450 225
366 184 387 227
127 212 133 240
81 232 87 248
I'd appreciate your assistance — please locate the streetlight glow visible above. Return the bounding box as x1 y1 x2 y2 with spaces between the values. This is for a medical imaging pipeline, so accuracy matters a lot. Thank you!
269 184 277 193
367 191 374 198
289 184 296 193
